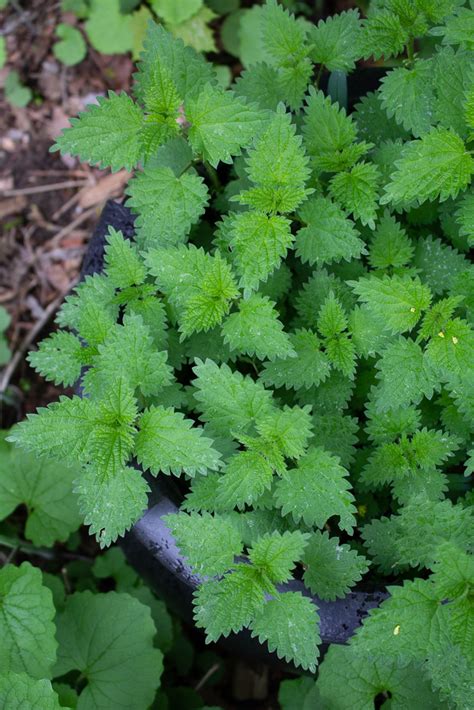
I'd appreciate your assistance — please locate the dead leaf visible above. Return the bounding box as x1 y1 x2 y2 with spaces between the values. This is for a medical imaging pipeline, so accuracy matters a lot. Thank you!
0 196 27 219
78 170 131 208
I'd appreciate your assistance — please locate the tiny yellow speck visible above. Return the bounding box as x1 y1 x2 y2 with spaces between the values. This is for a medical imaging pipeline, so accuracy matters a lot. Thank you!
393 625 400 636
452 336 459 345
410 307 416 313
438 331 445 338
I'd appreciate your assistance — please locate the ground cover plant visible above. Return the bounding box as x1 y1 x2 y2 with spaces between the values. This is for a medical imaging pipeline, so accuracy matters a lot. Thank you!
6 0 474 706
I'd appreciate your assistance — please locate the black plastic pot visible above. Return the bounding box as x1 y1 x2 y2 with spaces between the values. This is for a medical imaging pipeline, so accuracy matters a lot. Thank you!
83 200 388 669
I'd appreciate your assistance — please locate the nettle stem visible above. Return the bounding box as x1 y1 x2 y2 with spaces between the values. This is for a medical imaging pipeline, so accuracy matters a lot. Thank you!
406 37 415 65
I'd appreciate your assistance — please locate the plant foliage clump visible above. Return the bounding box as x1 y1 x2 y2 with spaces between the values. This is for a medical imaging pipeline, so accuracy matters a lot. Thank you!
8 1 474 704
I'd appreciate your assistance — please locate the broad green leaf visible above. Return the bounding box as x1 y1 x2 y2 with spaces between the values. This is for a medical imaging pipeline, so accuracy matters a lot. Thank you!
250 592 320 673
85 0 134 54
329 162 380 228
274 446 357 533
151 0 202 24
256 404 313 460
165 511 242 576
222 294 295 361
0 563 57 679
382 128 474 207
55 591 163 709
186 84 266 167
260 329 331 391
379 59 436 137
216 449 274 510
136 405 222 476
249 531 309 583
368 211 414 269
359 9 409 61
295 196 365 267
0 674 63 709
104 227 146 288
28 331 84 387
309 9 362 72
303 531 369 601
0 445 81 546
53 23 87 66
126 167 209 248
52 91 144 171
75 465 149 547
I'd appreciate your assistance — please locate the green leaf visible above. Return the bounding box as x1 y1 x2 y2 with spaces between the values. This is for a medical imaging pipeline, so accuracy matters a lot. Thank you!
151 0 202 24
236 106 312 214
165 511 242 576
256 404 313 460
382 128 474 207
433 47 474 138
249 531 309 583
146 245 239 337
425 317 474 377
295 196 365 267
5 70 32 107
0 562 57 679
348 274 432 334
56 274 118 342
455 191 474 247
329 162 380 228
169 6 217 54
85 0 134 54
52 91 144 172
228 211 294 294
374 337 439 411
260 329 331 391
53 23 87 66
193 565 269 641
412 235 468 295
250 592 320 673
310 412 358 469
359 9 409 61
274 446 357 533
216 449 274 510
0 674 63 709
233 63 287 111
186 84 266 167
309 9 362 72
134 22 215 105
316 646 443 710
303 531 369 601
431 7 474 50
222 294 295 361
0 446 81 546
317 292 348 338
367 211 414 269
431 544 474 601
302 88 359 171
260 0 308 65
83 314 173 397
136 405 222 477
126 167 209 248
192 359 275 436
349 306 397 358
10 379 137 478
55 591 163 709
28 331 84 387
379 59 436 137
104 227 146 288
75 465 149 547
295 269 355 330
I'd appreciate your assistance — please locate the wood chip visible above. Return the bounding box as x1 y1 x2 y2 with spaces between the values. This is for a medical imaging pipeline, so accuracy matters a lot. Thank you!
77 170 131 208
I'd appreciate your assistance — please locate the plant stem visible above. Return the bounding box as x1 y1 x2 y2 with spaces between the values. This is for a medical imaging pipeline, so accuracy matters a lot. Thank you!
406 37 415 65
315 63 324 89
203 160 221 191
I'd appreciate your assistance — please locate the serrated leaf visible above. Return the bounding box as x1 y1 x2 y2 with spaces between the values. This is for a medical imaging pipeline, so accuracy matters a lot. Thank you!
249 530 309 583
136 405 222 477
274 446 357 533
368 211 414 269
348 274 431 334
52 91 144 172
425 317 474 377
104 227 146 288
0 445 81 546
192 359 275 436
256 404 313 460
55 591 163 709
233 63 287 111
374 337 439 411
455 191 474 247
250 592 320 672
309 9 362 72
310 412 358 469
165 511 242 576
28 330 84 387
329 161 380 228
379 59 436 137
82 314 173 397
228 211 294 294
0 563 57 679
359 9 409 61
412 235 468 295
222 294 295 361
382 128 474 207
433 46 474 138
303 531 369 601
193 565 269 641
260 329 330 391
316 645 443 710
295 196 365 267
236 106 312 214
75 465 149 547
186 84 266 167
431 7 474 50
216 449 274 510
126 167 209 248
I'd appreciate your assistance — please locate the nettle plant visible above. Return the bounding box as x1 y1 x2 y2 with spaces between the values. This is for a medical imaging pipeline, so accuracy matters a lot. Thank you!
10 0 474 704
